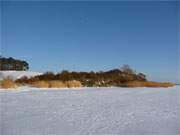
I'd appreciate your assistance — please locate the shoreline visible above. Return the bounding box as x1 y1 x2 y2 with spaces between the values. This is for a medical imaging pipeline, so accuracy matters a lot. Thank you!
0 85 178 91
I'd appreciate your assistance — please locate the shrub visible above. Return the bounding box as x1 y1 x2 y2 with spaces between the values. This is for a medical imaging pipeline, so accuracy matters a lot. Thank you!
66 80 82 88
49 81 66 88
0 78 17 89
15 76 29 85
32 81 49 88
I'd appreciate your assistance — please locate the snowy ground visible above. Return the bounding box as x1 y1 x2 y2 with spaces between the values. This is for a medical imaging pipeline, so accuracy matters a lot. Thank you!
0 86 179 135
0 71 42 80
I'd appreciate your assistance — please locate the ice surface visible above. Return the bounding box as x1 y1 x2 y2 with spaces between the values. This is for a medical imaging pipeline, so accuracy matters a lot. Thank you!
0 86 180 135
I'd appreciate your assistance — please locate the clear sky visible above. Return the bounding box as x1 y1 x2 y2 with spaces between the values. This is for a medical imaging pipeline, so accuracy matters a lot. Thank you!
0 1 179 83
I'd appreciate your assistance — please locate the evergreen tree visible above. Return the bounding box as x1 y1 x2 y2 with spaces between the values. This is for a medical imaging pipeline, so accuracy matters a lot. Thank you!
0 57 29 71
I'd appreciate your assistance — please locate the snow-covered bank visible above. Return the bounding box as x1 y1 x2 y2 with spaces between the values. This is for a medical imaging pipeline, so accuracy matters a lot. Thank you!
0 86 179 135
0 71 42 80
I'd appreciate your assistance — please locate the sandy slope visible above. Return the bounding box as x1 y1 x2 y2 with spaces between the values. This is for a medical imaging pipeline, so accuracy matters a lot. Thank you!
0 86 179 135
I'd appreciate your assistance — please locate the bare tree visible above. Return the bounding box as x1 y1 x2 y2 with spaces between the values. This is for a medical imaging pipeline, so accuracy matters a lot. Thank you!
121 65 135 74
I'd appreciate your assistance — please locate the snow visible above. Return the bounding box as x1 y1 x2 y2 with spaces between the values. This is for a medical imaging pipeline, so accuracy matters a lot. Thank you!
0 71 42 80
0 86 180 135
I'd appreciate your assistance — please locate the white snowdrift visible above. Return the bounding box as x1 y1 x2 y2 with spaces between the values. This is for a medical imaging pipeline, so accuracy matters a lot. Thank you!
0 86 179 135
0 71 42 80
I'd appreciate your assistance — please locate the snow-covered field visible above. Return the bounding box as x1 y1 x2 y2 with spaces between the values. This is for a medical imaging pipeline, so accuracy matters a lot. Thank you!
0 71 42 80
0 86 179 135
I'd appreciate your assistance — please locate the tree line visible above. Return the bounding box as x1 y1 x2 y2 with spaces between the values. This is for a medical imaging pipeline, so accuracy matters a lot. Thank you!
16 65 147 87
0 57 29 71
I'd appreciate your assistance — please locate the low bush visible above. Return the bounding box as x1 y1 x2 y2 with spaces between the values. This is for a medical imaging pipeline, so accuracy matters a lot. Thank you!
0 78 17 89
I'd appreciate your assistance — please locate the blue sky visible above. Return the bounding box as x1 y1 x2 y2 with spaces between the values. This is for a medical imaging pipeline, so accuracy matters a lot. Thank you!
0 1 179 83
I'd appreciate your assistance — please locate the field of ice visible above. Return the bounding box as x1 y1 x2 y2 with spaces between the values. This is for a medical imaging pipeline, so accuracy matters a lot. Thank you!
0 86 179 135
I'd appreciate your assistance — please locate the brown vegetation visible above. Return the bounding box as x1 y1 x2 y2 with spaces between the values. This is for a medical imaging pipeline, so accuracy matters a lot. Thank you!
49 81 67 88
13 66 175 88
125 81 175 88
16 66 147 87
31 81 49 88
66 80 82 88
0 78 17 89
31 80 82 88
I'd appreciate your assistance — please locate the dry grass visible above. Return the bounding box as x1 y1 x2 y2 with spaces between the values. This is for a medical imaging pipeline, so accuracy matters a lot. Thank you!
32 81 49 88
125 81 143 87
0 78 17 89
49 81 66 88
126 81 175 88
66 80 82 88
31 80 82 88
144 82 175 87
